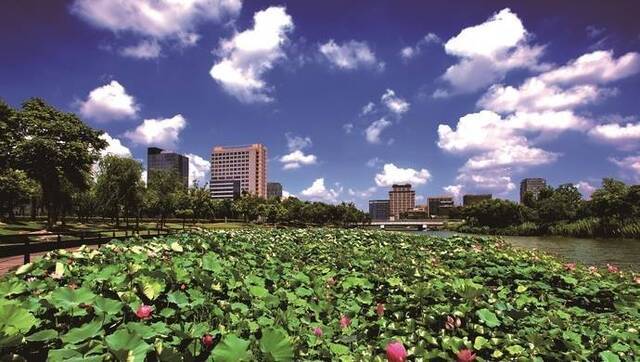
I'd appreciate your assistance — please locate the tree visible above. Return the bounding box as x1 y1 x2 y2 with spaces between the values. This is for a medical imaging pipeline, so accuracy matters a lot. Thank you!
462 199 529 228
589 178 629 227
146 170 185 227
536 184 583 224
0 169 38 221
95 155 145 227
12 98 106 227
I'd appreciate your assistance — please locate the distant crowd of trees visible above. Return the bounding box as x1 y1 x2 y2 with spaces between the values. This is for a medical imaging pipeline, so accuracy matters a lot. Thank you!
0 98 367 229
455 179 640 238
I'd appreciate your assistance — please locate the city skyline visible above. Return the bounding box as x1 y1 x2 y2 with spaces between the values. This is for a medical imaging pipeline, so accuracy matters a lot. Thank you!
2 1 640 210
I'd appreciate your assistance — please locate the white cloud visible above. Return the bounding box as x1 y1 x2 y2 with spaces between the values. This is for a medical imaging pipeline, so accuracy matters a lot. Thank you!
462 144 559 171
343 123 354 134
319 39 384 71
443 184 463 203
79 81 139 122
301 178 342 203
589 122 640 150
280 150 317 170
124 114 186 148
71 0 241 49
120 40 161 59
538 50 640 85
400 32 441 61
575 181 596 199
478 51 639 114
381 89 410 116
454 168 516 195
610 155 640 182
141 170 147 185
99 132 132 158
348 186 377 198
374 163 431 187
209 6 293 103
285 133 312 151
282 190 294 199
360 102 375 116
365 118 392 144
440 8 548 94
185 153 210 186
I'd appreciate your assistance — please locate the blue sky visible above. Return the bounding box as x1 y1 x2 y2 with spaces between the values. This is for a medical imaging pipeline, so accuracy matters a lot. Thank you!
2 1 640 209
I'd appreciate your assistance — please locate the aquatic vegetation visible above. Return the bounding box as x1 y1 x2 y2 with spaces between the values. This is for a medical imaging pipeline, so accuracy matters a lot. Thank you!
0 229 638 360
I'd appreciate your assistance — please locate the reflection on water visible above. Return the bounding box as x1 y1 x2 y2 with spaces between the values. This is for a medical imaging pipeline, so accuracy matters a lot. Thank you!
415 230 640 270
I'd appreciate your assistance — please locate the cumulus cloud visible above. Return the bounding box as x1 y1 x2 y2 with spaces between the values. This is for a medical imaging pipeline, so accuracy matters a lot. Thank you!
124 114 186 148
365 118 392 144
454 168 516 195
374 163 431 187
440 8 548 94
79 81 139 122
285 133 312 151
576 181 596 199
400 32 441 61
360 102 375 116
280 150 317 170
343 123 354 134
319 40 384 71
366 157 382 168
381 89 410 116
185 153 210 186
209 6 293 103
71 0 241 54
443 184 463 202
610 155 640 182
479 50 640 113
99 132 132 158
120 40 162 59
280 133 317 170
348 186 377 198
301 178 342 203
588 122 640 150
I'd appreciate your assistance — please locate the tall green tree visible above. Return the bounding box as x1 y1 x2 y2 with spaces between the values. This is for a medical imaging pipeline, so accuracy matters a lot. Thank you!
145 170 185 227
95 155 145 227
11 98 106 227
0 169 38 221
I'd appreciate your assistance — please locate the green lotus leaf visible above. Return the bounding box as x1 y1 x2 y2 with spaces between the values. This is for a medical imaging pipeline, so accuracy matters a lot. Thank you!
170 242 183 253
476 308 500 327
94 296 124 317
0 279 27 297
166 291 189 308
212 334 251 362
249 285 270 298
599 351 621 362
61 320 103 345
138 276 165 301
202 253 223 273
260 328 294 362
25 329 58 342
15 263 34 276
49 287 97 313
0 301 37 336
105 329 152 362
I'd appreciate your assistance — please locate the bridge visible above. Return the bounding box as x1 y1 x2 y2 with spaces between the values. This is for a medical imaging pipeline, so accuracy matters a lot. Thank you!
369 219 461 231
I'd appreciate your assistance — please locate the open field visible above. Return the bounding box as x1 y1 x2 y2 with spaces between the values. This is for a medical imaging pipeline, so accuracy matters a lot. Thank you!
0 229 638 360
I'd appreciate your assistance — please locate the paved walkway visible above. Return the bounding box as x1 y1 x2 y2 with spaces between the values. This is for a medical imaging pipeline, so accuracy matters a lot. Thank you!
0 245 98 276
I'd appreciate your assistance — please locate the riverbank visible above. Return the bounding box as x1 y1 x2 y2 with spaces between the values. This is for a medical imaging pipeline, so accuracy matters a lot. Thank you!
455 218 640 240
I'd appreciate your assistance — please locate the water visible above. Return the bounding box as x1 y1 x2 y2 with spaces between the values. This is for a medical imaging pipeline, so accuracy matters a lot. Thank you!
414 230 640 270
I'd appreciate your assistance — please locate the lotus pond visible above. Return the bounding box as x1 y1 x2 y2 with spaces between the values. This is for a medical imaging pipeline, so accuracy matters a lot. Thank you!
1 229 639 361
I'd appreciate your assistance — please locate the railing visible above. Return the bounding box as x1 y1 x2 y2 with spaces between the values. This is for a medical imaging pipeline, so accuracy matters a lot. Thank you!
0 228 176 265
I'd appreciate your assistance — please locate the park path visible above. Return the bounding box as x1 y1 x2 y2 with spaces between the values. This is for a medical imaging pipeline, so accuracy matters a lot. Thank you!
0 245 98 276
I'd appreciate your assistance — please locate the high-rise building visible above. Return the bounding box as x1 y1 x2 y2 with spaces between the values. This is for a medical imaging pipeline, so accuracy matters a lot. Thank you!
463 194 492 207
210 180 241 200
428 196 454 218
210 144 267 198
147 147 189 187
368 200 390 220
267 182 283 199
520 178 547 203
389 184 415 219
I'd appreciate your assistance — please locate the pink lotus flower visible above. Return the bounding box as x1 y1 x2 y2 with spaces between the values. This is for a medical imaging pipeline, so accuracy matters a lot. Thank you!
313 327 323 337
588 266 598 274
376 303 385 317
457 349 476 362
201 334 214 348
563 262 576 271
180 284 187 290
471 244 482 253
339 315 351 329
634 275 640 285
607 263 619 273
135 304 153 320
327 277 336 287
386 341 407 362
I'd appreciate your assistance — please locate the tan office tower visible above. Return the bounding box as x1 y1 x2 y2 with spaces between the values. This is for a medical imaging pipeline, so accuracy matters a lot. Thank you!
210 144 267 198
389 184 415 219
